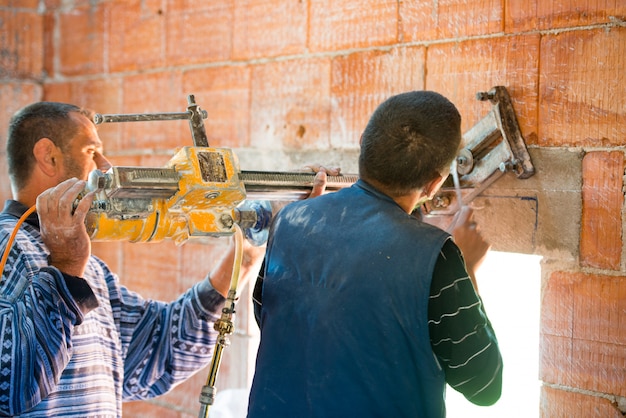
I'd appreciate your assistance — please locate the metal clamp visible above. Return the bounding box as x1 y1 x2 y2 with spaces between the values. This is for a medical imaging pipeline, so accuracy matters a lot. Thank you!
424 86 535 214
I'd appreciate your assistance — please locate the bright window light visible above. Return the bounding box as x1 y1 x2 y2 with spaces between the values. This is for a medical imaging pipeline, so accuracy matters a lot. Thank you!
445 250 542 417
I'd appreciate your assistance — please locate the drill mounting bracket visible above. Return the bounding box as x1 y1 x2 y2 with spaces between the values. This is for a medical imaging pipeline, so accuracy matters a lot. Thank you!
424 86 535 215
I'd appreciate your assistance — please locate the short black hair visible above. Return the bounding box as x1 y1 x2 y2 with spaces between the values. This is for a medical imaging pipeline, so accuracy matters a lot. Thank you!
358 91 462 196
6 101 94 191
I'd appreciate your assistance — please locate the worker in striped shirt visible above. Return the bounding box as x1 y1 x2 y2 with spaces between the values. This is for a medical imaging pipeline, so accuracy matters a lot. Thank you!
0 101 330 417
249 90 503 417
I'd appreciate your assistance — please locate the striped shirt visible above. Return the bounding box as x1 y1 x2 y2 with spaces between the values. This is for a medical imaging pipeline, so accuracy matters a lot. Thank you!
0 200 225 417
428 238 503 405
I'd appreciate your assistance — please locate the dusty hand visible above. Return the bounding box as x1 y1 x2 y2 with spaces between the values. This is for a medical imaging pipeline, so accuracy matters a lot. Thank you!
36 178 94 277
303 164 341 199
271 164 342 213
447 206 491 288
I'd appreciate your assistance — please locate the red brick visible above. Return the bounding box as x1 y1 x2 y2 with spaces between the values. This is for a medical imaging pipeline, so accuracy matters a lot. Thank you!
0 82 42 201
42 0 61 9
108 0 165 72
580 152 624 270
309 0 398 52
0 82 43 144
570 339 626 397
539 28 626 147
120 241 182 302
427 35 540 143
398 1 438 41
44 78 124 152
540 334 573 387
91 242 122 274
540 385 623 418
541 272 626 395
0 0 39 7
179 239 230 294
508 0 626 32
122 400 182 418
183 66 251 148
120 72 186 151
250 59 332 151
57 5 105 76
0 154 9 204
43 78 122 112
165 1 233 65
402 0 502 42
232 0 306 60
329 47 426 148
42 11 54 77
156 363 211 415
540 272 575 338
0 10 44 79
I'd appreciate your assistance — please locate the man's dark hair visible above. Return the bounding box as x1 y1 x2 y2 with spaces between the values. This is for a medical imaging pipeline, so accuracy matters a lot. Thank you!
358 90 462 197
6 101 94 191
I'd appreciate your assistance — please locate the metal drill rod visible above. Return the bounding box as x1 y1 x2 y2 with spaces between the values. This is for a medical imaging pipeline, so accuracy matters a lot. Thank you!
240 171 359 201
93 94 210 147
93 111 207 124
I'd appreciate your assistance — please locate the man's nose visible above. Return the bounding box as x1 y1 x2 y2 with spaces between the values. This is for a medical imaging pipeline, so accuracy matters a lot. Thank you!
95 153 112 172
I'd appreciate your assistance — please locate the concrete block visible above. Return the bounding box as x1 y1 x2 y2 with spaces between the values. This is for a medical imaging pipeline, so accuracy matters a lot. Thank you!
464 148 582 259
238 147 582 262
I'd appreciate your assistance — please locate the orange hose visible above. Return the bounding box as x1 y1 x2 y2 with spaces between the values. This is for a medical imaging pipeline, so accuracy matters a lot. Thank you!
0 205 37 276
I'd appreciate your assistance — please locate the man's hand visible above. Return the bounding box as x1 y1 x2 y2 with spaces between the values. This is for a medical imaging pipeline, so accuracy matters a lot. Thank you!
304 164 341 198
36 178 94 278
447 206 491 291
209 164 341 296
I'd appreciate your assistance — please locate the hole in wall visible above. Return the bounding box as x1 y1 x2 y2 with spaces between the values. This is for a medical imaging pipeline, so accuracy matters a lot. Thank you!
445 251 542 417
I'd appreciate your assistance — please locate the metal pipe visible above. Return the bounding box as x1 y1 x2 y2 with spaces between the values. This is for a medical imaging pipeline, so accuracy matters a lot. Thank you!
240 171 358 201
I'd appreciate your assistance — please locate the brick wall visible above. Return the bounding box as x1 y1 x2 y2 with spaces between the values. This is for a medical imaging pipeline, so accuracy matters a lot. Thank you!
1 1 625 417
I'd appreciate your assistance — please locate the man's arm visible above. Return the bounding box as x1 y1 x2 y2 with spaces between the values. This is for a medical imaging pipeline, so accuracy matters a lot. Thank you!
428 239 503 406
0 221 90 415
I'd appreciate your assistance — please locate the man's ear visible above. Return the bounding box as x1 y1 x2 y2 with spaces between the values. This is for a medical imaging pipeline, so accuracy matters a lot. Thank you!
32 138 61 177
423 173 446 199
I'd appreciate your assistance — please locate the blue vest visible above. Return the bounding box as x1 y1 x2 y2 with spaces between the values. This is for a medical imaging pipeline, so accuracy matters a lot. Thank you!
249 180 449 418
